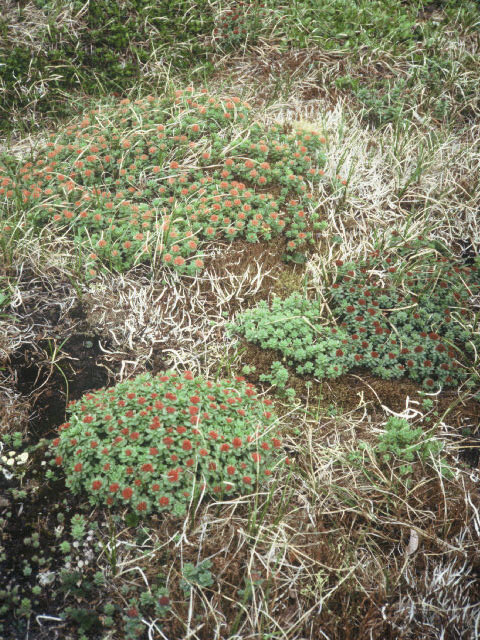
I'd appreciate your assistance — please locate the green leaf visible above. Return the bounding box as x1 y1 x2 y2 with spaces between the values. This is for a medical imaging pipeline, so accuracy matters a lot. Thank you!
125 512 139 528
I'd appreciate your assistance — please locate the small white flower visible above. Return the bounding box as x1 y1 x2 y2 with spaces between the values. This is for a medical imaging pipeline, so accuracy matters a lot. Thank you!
38 571 55 586
16 452 29 465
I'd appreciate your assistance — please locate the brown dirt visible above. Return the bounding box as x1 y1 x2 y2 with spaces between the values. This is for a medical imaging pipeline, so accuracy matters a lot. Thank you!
203 235 306 312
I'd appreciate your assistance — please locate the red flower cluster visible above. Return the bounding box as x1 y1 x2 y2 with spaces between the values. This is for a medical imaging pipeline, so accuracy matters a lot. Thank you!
51 370 287 517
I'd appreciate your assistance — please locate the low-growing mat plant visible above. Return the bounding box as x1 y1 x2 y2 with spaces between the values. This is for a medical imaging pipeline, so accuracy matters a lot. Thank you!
0 88 327 280
231 294 354 379
349 415 452 482
230 237 480 390
50 370 288 517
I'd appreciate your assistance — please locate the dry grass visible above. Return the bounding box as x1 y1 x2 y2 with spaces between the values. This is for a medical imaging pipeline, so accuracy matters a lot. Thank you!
51 399 478 639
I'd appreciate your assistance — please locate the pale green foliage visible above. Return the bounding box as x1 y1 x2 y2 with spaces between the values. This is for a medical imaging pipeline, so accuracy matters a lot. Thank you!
353 417 451 479
259 361 290 388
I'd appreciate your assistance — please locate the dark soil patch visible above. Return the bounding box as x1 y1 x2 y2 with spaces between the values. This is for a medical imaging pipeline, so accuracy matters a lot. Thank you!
1 264 117 440
0 268 118 638
8 333 109 440
0 329 113 640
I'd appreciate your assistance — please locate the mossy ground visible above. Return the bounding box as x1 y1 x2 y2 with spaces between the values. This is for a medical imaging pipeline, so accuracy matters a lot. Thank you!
1 1 480 639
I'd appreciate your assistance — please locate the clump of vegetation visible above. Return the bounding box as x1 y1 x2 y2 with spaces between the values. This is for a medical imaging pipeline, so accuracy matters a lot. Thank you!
0 88 326 278
211 2 267 50
180 559 214 594
230 294 354 379
50 370 287 516
330 238 480 388
350 416 450 479
344 77 411 127
377 416 445 470
230 238 480 389
260 360 289 388
334 59 479 127
277 0 421 50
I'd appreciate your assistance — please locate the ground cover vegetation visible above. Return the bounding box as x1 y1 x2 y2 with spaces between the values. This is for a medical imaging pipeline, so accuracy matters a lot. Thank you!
1 0 479 134
230 238 480 389
52 370 287 516
0 88 327 278
1 1 480 639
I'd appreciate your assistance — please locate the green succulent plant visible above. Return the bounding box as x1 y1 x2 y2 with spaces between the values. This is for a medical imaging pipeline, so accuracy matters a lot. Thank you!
50 370 289 517
231 239 480 390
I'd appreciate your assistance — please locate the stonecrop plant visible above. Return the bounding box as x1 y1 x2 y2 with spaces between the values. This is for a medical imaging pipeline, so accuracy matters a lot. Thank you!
230 238 480 389
229 294 355 379
330 238 480 388
376 417 444 471
0 88 326 279
212 2 268 50
350 416 451 480
50 371 287 516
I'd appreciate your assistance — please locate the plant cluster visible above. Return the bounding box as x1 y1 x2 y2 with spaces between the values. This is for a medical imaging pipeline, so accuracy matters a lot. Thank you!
0 88 326 278
230 239 480 389
120 585 171 640
0 431 27 481
259 361 289 389
50 370 287 516
231 294 354 379
334 54 478 127
277 0 430 50
350 416 451 479
330 240 480 388
180 559 214 594
212 2 268 50
259 361 297 400
377 417 444 470
61 557 171 640
353 78 410 127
